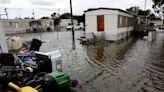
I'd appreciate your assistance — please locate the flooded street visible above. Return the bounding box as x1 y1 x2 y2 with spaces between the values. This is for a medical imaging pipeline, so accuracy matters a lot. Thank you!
11 31 164 92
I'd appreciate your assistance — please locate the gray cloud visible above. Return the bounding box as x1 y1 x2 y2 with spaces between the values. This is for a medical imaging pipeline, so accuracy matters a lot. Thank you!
0 0 153 19
30 0 54 5
0 0 10 4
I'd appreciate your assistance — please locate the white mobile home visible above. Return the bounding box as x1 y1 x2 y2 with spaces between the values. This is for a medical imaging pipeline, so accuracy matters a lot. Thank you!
60 19 78 28
2 19 31 34
2 19 54 34
84 8 136 41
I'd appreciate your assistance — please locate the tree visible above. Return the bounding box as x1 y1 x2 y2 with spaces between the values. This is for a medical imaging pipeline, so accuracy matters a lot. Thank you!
59 13 71 19
73 15 85 24
148 13 156 19
15 17 22 19
50 12 61 26
152 0 164 7
138 9 151 16
152 0 164 18
24 17 30 19
40 16 50 19
53 18 61 25
51 13 57 18
147 13 161 20
126 6 151 16
126 6 140 15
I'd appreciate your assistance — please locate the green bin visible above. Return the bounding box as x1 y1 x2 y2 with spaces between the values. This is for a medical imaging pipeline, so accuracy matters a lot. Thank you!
48 71 70 90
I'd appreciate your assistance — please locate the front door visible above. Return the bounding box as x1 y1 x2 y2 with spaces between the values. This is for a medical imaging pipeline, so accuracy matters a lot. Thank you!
97 15 104 31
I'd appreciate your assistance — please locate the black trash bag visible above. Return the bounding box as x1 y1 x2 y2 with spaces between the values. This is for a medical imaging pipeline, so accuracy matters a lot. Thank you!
30 39 42 51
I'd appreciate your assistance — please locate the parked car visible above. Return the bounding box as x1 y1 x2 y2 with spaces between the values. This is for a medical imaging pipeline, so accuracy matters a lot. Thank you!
66 25 72 30
66 25 84 30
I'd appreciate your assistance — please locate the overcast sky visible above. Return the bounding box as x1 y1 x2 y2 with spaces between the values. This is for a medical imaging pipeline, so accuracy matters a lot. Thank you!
0 0 153 19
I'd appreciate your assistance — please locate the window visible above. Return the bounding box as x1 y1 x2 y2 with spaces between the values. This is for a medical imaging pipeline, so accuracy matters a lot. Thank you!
50 22 52 26
125 17 128 27
15 22 18 29
119 16 122 27
10 22 12 26
128 17 133 26
118 15 134 28
118 15 123 27
122 16 126 27
37 22 41 25
29 22 32 26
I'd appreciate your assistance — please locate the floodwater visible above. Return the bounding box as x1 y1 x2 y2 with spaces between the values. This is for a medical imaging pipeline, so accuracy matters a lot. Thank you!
10 31 164 92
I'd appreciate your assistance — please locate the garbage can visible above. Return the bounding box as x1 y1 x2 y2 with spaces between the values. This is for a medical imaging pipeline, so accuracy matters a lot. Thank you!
43 71 70 92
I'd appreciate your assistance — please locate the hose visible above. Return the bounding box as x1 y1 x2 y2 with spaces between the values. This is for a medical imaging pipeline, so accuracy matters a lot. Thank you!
25 80 35 85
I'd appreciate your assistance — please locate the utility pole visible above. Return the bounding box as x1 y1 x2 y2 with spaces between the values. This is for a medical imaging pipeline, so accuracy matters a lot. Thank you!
57 8 60 40
58 8 60 17
70 0 75 50
4 8 8 19
144 0 147 31
0 8 8 19
32 10 35 19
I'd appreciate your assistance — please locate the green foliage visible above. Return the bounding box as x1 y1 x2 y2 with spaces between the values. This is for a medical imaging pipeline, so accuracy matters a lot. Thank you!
148 13 156 19
24 17 30 19
74 15 85 23
40 16 50 19
138 9 151 16
152 0 164 15
24 17 34 19
51 13 57 18
95 39 113 46
59 13 71 19
126 6 140 14
50 12 84 25
126 6 151 16
152 0 164 7
53 17 61 25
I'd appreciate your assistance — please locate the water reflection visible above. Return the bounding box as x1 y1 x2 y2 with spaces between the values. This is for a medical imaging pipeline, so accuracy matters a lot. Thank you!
87 38 138 65
85 35 164 92
95 46 105 62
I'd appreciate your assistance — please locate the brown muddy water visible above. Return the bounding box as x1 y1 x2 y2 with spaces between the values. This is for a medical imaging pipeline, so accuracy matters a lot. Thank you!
10 31 164 92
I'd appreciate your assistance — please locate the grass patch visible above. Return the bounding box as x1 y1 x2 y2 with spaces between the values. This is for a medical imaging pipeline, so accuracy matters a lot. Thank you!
95 39 114 46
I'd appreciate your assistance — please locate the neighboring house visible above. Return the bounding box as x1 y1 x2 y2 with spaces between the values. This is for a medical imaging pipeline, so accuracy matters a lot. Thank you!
138 15 147 31
2 19 54 34
2 19 31 34
138 15 147 24
148 20 164 26
60 19 78 28
29 19 54 32
84 8 136 41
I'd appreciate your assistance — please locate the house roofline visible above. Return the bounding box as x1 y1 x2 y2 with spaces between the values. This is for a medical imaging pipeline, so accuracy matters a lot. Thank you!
84 7 137 16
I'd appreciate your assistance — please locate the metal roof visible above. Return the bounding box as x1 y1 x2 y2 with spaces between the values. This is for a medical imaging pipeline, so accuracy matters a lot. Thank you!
84 7 137 16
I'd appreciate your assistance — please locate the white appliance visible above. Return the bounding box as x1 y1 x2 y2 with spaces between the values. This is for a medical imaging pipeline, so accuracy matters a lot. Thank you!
35 50 62 72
